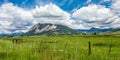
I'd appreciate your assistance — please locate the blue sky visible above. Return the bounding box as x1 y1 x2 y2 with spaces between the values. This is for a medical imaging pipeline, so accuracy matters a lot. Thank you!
0 0 120 34
0 0 112 12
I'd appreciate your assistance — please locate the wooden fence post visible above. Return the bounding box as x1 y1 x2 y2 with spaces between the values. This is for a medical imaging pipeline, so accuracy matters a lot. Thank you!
108 44 112 60
108 44 112 55
88 41 91 56
54 40 56 52
75 42 78 60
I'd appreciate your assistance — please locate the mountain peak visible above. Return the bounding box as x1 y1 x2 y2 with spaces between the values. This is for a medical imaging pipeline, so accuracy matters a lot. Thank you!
25 23 76 35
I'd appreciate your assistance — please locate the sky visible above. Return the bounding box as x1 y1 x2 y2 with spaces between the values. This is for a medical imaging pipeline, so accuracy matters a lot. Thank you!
0 0 120 34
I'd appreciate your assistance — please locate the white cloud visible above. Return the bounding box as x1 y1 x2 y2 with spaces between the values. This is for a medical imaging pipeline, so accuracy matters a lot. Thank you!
0 3 80 34
32 3 70 20
0 3 33 34
109 0 120 28
32 3 78 29
72 4 120 29
73 5 113 22
0 2 120 34
111 0 120 15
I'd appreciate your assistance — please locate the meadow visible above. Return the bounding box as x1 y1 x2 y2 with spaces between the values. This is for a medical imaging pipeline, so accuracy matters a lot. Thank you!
0 35 120 60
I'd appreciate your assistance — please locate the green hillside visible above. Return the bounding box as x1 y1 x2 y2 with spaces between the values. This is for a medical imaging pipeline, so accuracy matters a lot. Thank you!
106 29 120 35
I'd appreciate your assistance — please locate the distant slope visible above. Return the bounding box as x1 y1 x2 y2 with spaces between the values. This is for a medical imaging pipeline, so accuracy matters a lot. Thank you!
24 23 77 36
105 28 120 34
76 28 114 34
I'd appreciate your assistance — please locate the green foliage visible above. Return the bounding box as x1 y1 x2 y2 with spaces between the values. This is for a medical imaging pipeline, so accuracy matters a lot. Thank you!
0 35 120 60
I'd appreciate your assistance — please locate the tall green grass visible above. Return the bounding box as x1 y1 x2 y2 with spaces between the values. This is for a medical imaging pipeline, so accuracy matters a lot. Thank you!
0 35 120 60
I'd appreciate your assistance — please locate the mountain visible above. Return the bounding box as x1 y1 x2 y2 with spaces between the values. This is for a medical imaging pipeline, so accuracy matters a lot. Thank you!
24 23 77 36
0 32 24 36
1 23 119 36
76 27 114 34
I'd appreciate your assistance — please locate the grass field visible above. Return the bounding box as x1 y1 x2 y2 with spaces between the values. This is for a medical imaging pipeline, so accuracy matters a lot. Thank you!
0 35 120 60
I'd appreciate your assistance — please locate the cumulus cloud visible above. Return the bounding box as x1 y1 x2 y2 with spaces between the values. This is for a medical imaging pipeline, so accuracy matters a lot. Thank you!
0 3 33 34
31 3 80 29
111 0 120 15
72 4 120 29
0 3 79 34
73 5 113 22
32 3 70 20
0 2 120 34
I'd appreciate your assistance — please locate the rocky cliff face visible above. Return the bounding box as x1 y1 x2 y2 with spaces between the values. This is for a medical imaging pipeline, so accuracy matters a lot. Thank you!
25 23 76 35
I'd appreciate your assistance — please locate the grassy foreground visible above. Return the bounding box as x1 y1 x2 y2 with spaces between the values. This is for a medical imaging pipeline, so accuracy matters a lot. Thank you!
0 35 120 60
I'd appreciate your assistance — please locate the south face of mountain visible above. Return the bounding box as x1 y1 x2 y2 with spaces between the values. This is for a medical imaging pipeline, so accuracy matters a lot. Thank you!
24 23 77 36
